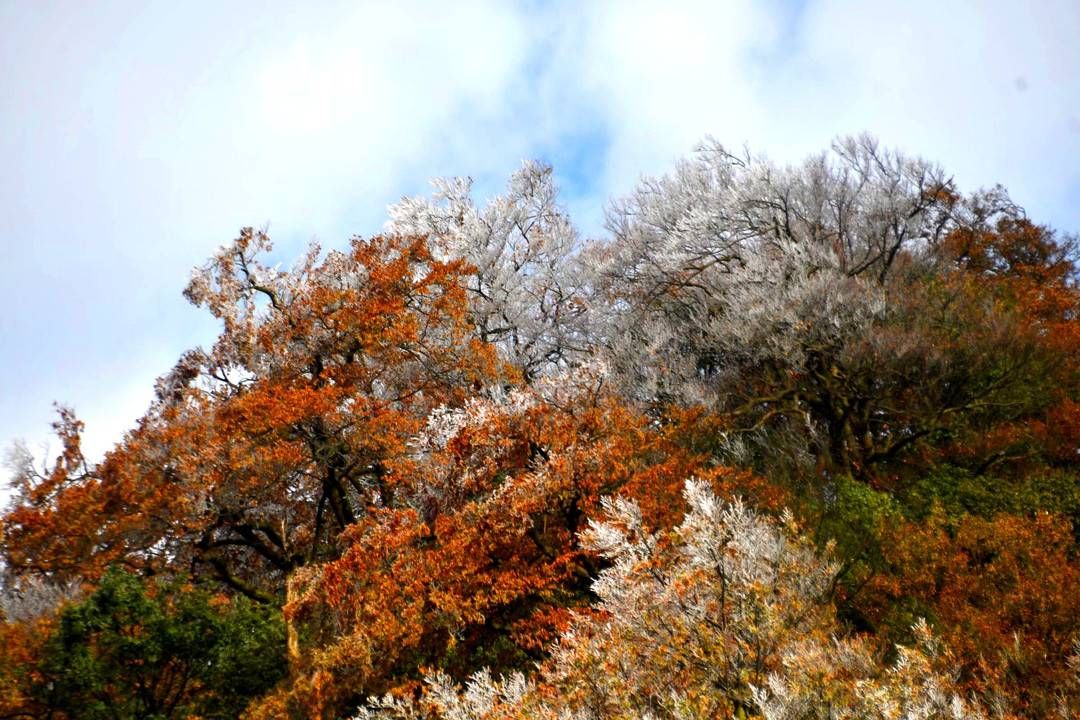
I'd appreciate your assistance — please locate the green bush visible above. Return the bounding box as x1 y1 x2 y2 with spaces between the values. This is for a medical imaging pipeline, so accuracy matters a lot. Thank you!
36 568 287 719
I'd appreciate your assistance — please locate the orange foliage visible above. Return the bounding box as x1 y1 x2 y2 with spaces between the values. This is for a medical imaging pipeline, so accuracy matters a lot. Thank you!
259 393 781 716
0 617 51 719
862 511 1080 717
920 218 1080 480
2 233 504 599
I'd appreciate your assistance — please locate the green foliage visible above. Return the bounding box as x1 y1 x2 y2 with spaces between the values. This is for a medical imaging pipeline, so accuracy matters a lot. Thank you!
818 476 902 562
35 568 286 719
900 464 1080 529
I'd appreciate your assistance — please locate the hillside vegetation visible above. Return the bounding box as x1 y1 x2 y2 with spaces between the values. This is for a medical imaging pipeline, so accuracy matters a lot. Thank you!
3 137 1078 719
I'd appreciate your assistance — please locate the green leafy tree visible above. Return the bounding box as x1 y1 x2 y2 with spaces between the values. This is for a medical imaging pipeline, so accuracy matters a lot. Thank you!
35 568 286 719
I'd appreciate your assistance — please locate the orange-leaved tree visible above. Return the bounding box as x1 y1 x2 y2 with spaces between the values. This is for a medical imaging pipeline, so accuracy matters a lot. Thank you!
2 230 504 601
859 510 1080 717
249 378 783 718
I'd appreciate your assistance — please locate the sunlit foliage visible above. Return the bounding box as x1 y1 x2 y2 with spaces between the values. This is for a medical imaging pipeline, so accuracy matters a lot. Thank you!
1 137 1076 718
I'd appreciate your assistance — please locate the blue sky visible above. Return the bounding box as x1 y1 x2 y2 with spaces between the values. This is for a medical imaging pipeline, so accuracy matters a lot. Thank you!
2 0 1078 483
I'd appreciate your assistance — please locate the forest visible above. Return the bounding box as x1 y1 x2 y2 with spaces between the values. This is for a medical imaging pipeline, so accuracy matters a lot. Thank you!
1 136 1078 719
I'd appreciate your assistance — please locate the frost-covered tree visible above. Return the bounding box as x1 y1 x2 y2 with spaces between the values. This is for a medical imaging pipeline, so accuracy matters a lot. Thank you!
0 574 80 624
355 480 984 720
593 136 1059 485
594 136 947 401
598 137 957 361
388 161 594 380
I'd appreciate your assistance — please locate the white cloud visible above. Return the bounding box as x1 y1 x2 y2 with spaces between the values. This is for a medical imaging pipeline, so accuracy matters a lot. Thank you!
557 0 1079 228
571 0 784 194
0 0 542 483
784 0 1080 224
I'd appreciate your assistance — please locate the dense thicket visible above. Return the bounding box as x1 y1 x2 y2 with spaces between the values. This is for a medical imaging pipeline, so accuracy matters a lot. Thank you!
2 137 1077 719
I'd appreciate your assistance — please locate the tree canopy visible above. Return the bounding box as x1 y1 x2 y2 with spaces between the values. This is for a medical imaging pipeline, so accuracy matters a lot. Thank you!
2 137 1077 719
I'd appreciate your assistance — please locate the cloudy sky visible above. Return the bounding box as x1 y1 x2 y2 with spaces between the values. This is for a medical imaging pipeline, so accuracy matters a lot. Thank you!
2 0 1079 482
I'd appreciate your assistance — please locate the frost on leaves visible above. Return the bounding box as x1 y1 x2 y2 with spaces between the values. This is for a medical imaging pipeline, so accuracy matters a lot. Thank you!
355 481 984 720
388 161 594 380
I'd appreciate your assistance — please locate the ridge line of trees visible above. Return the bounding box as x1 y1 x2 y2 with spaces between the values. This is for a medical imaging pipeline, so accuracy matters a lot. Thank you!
2 136 1078 719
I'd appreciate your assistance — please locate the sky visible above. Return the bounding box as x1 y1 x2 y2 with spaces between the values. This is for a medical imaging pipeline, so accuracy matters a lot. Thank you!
2 0 1079 485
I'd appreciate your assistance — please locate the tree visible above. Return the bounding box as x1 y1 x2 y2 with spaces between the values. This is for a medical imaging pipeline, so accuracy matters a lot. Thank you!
32 568 286 720
388 161 594 381
0 615 52 719
354 481 985 720
251 385 780 718
594 136 955 406
593 137 1079 497
3 232 503 599
3 136 1076 719
859 511 1080 717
